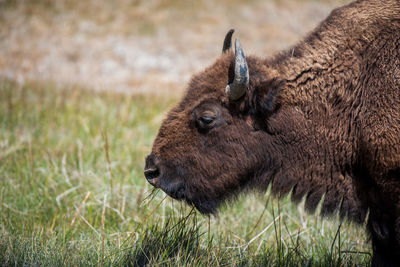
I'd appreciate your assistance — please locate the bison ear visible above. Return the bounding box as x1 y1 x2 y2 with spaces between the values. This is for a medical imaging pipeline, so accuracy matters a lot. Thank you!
222 29 234 54
256 78 284 114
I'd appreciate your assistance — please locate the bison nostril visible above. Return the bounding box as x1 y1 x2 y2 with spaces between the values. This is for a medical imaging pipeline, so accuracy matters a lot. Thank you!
144 168 160 185
144 154 161 187
144 168 159 179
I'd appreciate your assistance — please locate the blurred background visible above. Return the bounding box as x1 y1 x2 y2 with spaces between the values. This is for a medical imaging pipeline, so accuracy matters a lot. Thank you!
0 0 347 94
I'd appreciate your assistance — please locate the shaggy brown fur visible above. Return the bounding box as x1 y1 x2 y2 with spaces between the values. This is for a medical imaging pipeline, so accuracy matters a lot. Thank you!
144 0 400 265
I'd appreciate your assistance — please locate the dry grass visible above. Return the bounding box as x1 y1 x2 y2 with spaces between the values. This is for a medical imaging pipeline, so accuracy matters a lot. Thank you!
0 0 349 93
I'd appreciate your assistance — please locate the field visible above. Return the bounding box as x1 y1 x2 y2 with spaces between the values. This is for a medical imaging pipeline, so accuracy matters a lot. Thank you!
0 0 374 265
0 79 371 266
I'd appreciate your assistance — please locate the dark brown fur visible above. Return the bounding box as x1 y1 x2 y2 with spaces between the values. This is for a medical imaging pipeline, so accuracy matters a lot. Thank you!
145 0 400 265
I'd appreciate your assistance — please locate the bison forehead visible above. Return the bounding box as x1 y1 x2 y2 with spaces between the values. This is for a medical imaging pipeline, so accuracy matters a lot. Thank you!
152 115 197 156
178 54 234 104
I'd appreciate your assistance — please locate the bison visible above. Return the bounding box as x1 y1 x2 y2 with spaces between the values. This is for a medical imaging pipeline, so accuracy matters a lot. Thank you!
144 0 400 265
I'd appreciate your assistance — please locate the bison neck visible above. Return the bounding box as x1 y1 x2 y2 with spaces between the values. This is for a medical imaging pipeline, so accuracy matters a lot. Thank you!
257 104 367 223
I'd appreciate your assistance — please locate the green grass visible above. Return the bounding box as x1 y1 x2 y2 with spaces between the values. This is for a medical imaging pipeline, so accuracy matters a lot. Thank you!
0 79 371 266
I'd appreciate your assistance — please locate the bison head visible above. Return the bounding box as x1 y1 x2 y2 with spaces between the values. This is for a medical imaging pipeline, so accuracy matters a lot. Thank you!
144 30 284 214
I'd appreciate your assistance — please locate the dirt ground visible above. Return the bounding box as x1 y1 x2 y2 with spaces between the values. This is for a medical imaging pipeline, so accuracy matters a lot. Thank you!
0 0 348 94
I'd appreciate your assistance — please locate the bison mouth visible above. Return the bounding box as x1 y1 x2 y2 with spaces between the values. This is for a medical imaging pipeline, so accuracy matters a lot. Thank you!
157 179 219 215
160 180 186 200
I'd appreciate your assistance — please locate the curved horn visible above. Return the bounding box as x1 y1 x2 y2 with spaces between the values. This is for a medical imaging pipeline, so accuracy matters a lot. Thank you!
222 29 235 54
225 38 249 101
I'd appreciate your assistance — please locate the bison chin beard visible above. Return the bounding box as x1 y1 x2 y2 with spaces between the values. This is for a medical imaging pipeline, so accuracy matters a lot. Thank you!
160 186 220 214
156 178 220 214
187 197 219 215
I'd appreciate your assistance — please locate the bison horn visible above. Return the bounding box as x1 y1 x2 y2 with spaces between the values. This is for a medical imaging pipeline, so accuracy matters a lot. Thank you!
222 29 235 54
225 38 249 101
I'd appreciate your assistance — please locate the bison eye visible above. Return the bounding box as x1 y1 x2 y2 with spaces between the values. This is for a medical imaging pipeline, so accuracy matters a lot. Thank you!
192 101 223 132
196 115 217 131
199 116 215 125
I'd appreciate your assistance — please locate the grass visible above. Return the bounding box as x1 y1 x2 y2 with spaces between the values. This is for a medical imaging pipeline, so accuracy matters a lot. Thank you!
0 79 372 266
